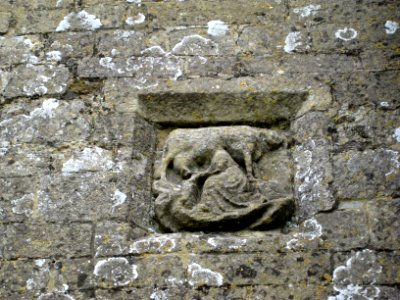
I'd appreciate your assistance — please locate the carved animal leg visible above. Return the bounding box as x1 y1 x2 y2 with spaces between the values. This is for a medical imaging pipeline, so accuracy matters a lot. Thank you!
243 149 255 181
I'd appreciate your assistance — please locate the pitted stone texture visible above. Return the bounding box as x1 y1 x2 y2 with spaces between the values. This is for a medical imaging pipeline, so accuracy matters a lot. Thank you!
0 146 50 178
0 35 44 66
15 9 69 34
331 250 400 300
335 104 400 147
4 222 93 259
286 209 369 251
293 139 334 220
146 0 287 29
333 149 400 200
94 221 148 257
97 30 146 56
14 0 74 10
0 258 94 293
367 198 400 250
46 32 96 59
4 65 70 99
0 12 12 33
189 252 331 287
0 98 92 145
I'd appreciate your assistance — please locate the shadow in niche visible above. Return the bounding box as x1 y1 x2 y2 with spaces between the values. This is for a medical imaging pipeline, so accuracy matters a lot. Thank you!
137 91 307 233
137 91 307 128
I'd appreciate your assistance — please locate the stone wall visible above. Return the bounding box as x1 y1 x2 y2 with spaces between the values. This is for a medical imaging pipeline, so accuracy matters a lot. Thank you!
0 0 399 299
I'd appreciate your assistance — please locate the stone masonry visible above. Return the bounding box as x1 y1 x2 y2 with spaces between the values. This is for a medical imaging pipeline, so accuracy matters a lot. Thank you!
0 0 399 299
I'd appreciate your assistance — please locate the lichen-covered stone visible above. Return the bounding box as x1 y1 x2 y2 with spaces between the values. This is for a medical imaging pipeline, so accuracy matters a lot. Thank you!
333 149 400 200
367 198 400 250
0 0 399 298
0 12 11 33
4 222 93 259
4 65 70 99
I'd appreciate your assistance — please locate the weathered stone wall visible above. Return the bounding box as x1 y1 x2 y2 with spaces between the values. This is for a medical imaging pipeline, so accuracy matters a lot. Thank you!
0 0 399 299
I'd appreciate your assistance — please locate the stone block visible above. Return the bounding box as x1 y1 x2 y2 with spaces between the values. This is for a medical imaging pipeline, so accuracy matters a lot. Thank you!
335 104 400 148
147 0 287 29
188 252 331 287
0 35 44 67
0 145 50 178
4 64 70 99
4 222 93 259
332 250 400 291
46 32 96 59
333 149 400 200
14 0 74 10
293 139 335 220
367 198 400 250
0 258 94 294
15 9 69 34
0 98 92 145
94 221 148 257
97 30 146 57
286 209 369 251
0 12 11 33
0 176 41 223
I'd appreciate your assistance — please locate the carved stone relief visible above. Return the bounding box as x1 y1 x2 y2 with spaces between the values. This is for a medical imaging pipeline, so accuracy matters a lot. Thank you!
153 126 294 232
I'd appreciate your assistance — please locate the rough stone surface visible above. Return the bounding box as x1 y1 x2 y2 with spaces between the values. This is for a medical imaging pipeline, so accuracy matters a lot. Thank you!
1 0 399 299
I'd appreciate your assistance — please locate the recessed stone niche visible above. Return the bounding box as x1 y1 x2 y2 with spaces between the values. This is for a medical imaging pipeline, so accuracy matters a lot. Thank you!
132 77 334 233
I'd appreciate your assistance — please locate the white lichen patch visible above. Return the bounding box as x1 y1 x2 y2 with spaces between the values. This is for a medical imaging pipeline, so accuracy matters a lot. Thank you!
126 13 146 26
56 10 102 32
0 141 9 157
62 147 114 176
293 4 321 18
207 20 228 37
38 292 76 300
335 27 358 41
127 0 141 2
99 57 116 70
286 217 323 250
172 34 219 55
328 250 382 300
207 236 247 250
11 194 33 216
284 31 302 53
188 263 223 287
31 98 60 118
46 51 63 62
111 189 127 213
150 288 169 300
94 257 138 286
384 20 398 35
384 149 399 176
35 259 46 267
393 127 400 143
130 235 177 254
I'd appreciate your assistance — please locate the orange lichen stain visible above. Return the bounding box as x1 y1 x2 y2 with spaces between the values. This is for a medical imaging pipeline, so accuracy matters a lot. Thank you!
323 273 332 282
192 111 203 121
102 235 111 243
322 241 333 249
240 81 248 87
344 153 352 160
146 95 155 101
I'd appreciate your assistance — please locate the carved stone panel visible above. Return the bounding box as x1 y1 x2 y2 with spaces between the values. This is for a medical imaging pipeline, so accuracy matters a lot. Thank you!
153 126 294 232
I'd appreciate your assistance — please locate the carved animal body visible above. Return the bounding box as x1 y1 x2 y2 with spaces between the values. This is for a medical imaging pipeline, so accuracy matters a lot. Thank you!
153 126 293 232
155 126 285 182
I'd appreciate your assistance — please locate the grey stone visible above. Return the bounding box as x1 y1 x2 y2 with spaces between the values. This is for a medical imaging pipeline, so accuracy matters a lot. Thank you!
0 12 12 33
367 198 400 250
4 65 70 99
333 149 400 200
293 139 335 220
4 222 93 259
